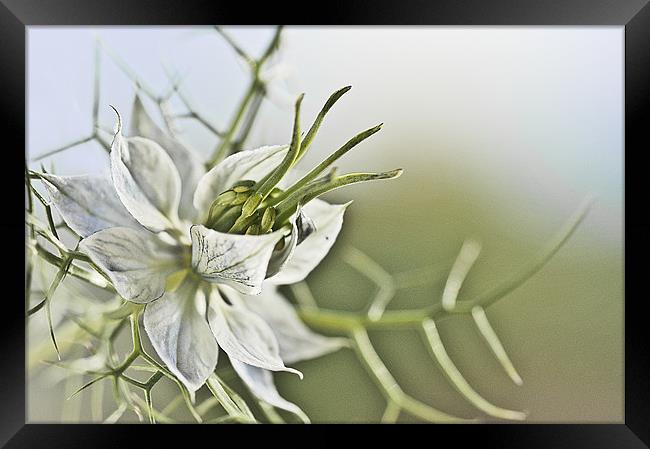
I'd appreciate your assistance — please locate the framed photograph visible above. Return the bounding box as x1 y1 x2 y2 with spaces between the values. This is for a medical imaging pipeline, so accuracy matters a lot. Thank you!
3 0 648 446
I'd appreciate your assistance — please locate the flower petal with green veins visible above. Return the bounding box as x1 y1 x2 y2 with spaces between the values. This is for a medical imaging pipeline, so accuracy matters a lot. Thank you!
39 173 139 238
230 360 309 422
111 129 182 232
268 199 350 285
190 224 286 295
131 96 205 221
193 145 288 221
144 279 219 392
80 227 180 304
243 285 349 364
207 286 302 377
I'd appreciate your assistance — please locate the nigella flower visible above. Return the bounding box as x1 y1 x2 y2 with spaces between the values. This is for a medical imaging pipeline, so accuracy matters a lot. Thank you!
37 90 401 418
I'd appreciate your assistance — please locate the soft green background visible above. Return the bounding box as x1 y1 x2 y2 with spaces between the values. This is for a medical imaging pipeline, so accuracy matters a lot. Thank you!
27 27 623 422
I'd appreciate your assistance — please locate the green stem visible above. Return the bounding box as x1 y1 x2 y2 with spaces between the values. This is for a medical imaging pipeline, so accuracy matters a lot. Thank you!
259 402 285 424
214 26 255 68
381 402 401 423
342 246 396 321
231 87 265 153
206 374 256 422
299 197 593 333
471 306 523 386
207 77 261 168
258 26 283 67
452 196 593 313
420 319 526 421
32 135 95 162
299 307 431 331
33 243 113 291
350 327 472 423
205 26 283 169
350 327 402 402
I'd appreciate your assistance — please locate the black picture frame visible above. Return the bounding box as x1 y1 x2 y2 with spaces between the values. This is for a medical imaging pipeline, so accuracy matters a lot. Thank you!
2 0 648 446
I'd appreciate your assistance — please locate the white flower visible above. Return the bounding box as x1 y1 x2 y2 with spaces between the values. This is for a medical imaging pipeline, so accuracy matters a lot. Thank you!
41 97 351 416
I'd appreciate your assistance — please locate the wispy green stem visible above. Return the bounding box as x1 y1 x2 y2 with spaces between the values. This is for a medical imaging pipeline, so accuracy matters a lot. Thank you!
214 26 255 67
206 374 257 423
299 197 592 332
351 327 474 423
342 246 396 321
471 306 523 386
44 253 75 359
206 26 283 168
207 78 261 168
32 136 95 162
381 402 401 423
289 282 319 310
420 319 526 421
454 196 594 312
442 238 481 311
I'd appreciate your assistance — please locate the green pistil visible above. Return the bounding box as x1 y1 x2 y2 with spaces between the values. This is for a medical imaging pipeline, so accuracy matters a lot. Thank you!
297 85 351 162
274 169 403 227
203 86 403 236
266 123 383 208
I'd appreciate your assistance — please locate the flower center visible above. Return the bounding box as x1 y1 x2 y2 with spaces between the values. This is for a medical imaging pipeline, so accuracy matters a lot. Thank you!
202 87 403 236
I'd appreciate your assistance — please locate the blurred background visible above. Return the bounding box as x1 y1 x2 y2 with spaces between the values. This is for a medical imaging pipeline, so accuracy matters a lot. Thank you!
27 26 623 423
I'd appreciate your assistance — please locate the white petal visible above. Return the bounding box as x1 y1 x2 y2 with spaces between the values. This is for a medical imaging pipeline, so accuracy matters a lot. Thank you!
268 199 350 285
79 227 180 304
190 224 285 295
39 173 139 238
144 280 218 392
230 360 309 422
131 96 205 221
111 128 182 232
207 287 301 377
192 145 288 221
244 285 348 364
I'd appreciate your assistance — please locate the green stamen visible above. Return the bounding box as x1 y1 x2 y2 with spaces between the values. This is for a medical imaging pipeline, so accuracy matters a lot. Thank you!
228 210 261 234
210 205 243 232
245 224 261 235
230 94 304 233
260 206 277 233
